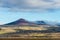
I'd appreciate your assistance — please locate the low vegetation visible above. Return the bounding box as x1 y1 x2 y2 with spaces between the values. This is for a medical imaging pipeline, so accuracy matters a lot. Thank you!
0 28 16 34
0 26 60 39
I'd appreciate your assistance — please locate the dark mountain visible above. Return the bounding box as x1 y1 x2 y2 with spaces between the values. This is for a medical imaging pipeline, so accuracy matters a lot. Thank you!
4 18 58 27
35 21 47 25
5 18 36 26
56 23 60 26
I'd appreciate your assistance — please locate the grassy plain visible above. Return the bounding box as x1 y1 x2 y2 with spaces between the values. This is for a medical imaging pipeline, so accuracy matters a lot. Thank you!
0 26 60 40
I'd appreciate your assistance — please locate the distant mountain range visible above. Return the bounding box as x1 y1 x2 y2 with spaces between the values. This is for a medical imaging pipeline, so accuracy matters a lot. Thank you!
56 23 60 26
5 18 47 25
4 18 59 27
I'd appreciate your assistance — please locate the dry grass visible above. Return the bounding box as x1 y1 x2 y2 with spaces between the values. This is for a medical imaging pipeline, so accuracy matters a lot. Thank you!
15 26 48 30
0 28 16 34
0 26 60 39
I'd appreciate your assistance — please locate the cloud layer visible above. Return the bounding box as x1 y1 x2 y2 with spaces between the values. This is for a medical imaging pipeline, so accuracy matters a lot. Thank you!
0 0 60 12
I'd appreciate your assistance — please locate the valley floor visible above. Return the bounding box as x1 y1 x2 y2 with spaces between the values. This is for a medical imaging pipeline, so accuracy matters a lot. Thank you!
0 25 60 39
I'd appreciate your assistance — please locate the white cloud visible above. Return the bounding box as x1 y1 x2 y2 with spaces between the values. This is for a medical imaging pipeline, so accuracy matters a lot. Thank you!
0 0 60 12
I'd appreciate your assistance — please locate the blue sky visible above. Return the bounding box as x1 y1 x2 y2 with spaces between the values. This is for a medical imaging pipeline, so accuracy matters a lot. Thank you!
0 0 60 25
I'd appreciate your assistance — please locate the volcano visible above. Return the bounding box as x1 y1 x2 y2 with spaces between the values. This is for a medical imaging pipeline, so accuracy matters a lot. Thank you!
5 18 48 26
5 18 36 26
